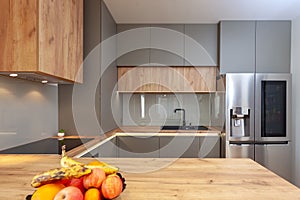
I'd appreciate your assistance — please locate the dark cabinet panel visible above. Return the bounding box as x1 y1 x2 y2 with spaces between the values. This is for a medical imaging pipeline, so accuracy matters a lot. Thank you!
160 136 199 158
117 136 159 158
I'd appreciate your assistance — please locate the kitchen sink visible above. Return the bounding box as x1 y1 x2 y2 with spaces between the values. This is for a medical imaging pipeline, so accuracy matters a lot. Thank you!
160 125 209 130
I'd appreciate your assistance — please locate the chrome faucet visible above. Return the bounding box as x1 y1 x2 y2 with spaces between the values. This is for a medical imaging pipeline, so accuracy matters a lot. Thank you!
174 108 186 126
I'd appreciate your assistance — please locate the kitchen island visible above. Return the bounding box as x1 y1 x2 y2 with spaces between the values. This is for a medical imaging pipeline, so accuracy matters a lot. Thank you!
0 155 299 199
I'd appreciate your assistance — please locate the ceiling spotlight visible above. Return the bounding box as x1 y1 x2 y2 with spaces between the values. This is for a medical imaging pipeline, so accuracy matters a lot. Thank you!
9 73 18 77
41 80 48 84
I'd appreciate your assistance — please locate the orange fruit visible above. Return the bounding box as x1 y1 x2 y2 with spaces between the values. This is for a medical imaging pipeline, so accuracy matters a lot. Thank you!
31 183 65 200
84 188 101 200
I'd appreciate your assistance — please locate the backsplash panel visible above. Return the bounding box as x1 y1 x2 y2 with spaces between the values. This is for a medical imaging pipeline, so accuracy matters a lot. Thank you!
122 93 225 127
0 76 58 151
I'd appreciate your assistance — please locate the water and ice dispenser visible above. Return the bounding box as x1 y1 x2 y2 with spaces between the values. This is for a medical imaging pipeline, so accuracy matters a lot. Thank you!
229 107 250 138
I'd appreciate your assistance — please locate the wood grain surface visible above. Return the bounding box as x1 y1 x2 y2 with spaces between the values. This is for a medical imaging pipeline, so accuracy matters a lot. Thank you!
0 155 299 199
118 66 216 93
0 0 83 83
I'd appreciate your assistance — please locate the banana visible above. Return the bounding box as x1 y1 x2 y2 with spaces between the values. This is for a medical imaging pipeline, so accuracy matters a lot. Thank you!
31 165 91 188
87 164 119 175
60 145 85 168
60 145 119 175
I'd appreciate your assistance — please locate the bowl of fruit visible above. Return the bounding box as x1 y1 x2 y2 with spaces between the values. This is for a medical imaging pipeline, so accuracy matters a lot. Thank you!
26 146 126 200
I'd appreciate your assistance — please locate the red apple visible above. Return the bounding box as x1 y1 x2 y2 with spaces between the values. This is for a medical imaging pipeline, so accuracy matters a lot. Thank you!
83 168 106 189
58 179 71 186
68 177 85 193
54 186 83 200
101 174 123 199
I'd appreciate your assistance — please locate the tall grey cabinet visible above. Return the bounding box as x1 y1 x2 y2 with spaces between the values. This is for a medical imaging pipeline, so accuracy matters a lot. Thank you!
219 21 256 73
256 21 291 73
219 20 291 74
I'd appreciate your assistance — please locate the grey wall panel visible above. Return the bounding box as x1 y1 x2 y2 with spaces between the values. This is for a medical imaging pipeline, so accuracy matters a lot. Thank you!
0 76 58 151
100 1 119 132
59 0 101 136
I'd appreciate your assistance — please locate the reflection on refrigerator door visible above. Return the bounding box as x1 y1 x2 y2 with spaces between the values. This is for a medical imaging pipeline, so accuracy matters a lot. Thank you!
255 143 292 182
226 143 254 159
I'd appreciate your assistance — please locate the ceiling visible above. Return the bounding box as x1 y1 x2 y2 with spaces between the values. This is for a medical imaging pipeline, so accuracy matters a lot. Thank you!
103 0 300 24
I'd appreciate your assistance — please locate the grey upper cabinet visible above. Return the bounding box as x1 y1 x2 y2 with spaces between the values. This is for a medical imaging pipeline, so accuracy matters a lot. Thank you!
220 20 291 74
150 24 185 66
117 24 150 66
219 21 256 73
184 24 218 66
256 21 291 73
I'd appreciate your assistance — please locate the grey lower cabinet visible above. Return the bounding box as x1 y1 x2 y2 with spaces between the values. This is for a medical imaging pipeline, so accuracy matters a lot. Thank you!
159 136 200 158
116 135 220 158
150 24 185 66
184 24 218 66
117 136 160 158
81 137 118 158
256 21 291 73
198 136 220 158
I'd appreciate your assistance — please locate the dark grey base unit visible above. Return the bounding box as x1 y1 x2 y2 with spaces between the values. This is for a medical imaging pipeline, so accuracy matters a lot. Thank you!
81 135 220 158
81 137 118 158
0 138 93 154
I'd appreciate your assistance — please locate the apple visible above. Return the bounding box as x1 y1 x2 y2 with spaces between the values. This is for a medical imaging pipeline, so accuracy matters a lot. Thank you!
68 177 85 193
58 179 71 186
101 174 123 199
54 186 83 200
83 168 106 189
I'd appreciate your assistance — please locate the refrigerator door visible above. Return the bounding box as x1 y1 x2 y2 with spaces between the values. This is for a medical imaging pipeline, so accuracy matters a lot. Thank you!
226 73 255 142
255 73 291 142
226 142 254 159
255 143 292 182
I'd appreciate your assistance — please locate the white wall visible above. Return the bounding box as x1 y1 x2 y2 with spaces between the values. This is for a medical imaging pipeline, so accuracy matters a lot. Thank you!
0 76 58 150
292 16 300 187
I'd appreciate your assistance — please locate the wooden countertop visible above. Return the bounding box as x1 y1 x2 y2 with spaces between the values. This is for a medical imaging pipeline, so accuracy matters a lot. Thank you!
66 126 222 157
0 155 299 199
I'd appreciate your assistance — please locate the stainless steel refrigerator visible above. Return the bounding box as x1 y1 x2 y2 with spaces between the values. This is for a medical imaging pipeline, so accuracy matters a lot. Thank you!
226 73 292 182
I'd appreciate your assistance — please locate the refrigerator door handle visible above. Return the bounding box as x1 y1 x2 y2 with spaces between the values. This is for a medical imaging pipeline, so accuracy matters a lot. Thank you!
229 144 252 146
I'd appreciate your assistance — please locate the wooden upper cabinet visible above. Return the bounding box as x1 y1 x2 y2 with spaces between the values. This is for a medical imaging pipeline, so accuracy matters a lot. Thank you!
0 0 83 83
118 66 216 93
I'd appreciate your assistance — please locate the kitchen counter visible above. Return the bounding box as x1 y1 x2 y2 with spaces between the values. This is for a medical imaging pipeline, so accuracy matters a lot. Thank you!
66 126 222 157
0 155 299 199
